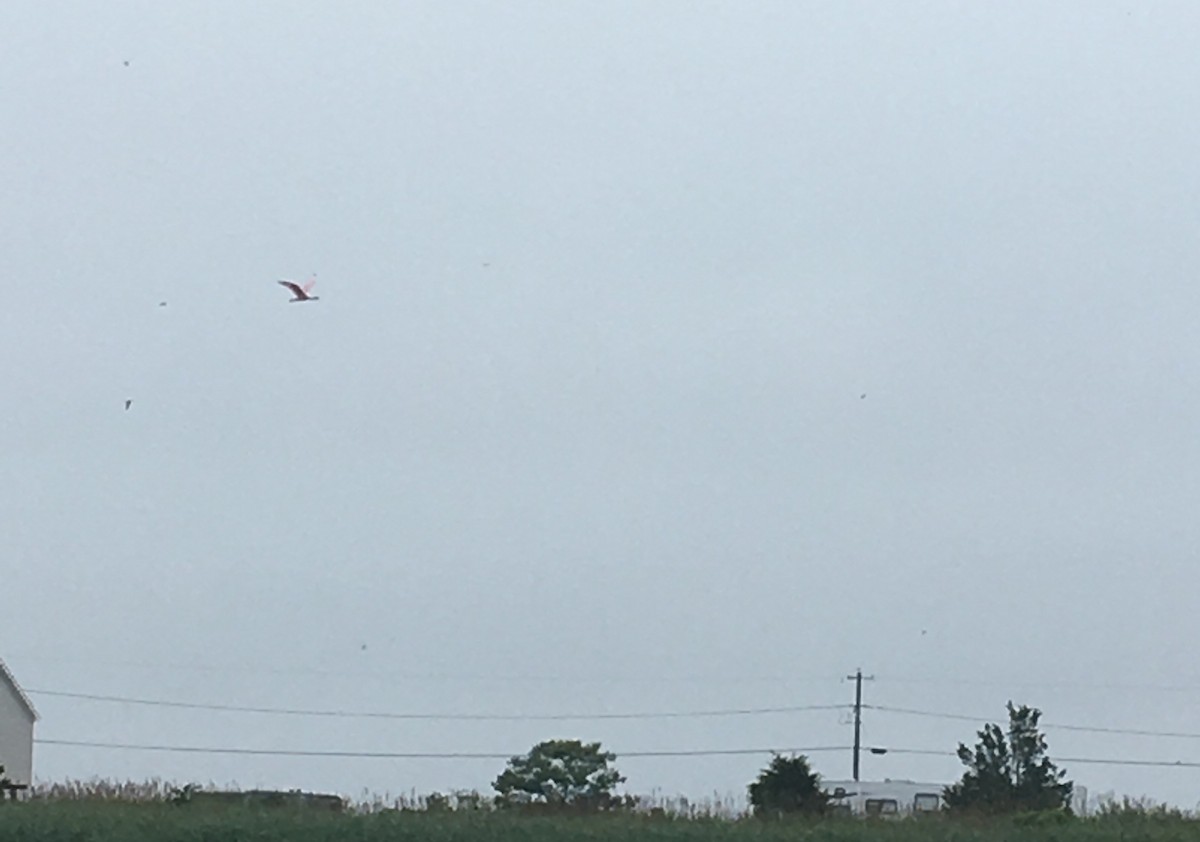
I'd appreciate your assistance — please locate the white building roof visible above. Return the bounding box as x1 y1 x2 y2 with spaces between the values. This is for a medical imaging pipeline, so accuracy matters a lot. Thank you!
0 656 39 721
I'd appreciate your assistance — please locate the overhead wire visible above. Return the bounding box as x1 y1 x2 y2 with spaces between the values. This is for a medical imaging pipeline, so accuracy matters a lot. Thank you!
26 688 847 721
34 739 853 759
874 675 1200 694
867 704 1200 740
29 686 1200 771
35 739 1200 769
28 688 1200 738
8 654 843 684
880 747 1200 769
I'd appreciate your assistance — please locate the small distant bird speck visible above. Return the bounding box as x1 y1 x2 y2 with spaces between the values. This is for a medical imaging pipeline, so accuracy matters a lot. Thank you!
123 60 130 67
278 276 319 302
860 393 867 399
159 301 167 307
125 399 132 411
360 644 367 651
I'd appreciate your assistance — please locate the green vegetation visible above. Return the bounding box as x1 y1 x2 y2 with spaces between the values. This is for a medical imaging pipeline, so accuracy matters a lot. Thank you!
3 798 1200 842
493 739 625 808
747 754 829 817
944 702 1073 815
0 706 1189 840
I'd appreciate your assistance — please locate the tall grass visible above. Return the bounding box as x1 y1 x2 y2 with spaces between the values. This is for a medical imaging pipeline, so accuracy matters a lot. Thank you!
26 778 750 818
4 803 1200 842
3 780 1199 842
30 778 179 802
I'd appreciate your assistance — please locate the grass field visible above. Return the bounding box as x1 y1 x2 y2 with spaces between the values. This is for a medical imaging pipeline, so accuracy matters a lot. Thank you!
3 801 1200 842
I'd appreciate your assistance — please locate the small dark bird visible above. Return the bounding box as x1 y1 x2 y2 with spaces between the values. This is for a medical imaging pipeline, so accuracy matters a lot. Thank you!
123 60 130 67
278 276 318 302
159 301 167 307
860 394 867 399
125 399 132 410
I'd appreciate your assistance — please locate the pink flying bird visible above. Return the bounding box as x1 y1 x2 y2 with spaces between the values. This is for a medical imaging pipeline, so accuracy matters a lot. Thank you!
278 275 319 302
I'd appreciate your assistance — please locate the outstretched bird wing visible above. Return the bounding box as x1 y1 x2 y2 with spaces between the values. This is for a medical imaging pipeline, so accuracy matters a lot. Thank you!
301 276 317 293
278 280 305 298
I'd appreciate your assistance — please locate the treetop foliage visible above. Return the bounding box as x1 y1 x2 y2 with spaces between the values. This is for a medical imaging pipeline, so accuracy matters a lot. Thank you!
747 754 830 817
943 702 1073 815
492 739 625 809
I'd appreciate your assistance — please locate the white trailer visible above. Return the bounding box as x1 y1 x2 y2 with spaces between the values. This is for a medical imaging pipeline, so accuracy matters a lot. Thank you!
823 779 1089 817
822 779 946 817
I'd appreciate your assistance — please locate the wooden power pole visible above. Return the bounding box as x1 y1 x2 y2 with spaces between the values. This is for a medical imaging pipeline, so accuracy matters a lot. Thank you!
847 668 874 781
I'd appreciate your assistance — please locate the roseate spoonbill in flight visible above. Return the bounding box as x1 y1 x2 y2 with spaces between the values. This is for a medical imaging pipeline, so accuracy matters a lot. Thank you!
278 276 319 302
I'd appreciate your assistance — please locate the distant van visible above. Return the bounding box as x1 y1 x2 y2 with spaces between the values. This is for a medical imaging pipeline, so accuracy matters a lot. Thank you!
822 780 945 818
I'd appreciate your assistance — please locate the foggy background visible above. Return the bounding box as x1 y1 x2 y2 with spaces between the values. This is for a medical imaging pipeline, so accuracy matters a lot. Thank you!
3 0 1200 810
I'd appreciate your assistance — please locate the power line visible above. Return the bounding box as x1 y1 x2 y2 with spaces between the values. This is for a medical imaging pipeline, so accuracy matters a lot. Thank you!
1053 757 1200 769
881 747 1200 769
16 655 1200 693
875 675 1200 694
38 687 1200 737
869 704 1200 740
35 739 1200 769
33 687 1200 739
34 741 510 759
9 654 842 684
34 739 852 759
26 688 846 722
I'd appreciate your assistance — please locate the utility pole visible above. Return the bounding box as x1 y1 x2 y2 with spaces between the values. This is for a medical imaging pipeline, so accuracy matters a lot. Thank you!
846 668 874 781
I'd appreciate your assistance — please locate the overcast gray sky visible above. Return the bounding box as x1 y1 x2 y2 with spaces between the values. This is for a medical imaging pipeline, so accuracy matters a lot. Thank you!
4 0 1200 810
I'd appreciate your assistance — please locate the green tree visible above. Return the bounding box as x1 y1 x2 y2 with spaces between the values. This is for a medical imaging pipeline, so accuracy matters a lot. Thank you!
747 754 830 817
492 739 625 809
943 702 1073 814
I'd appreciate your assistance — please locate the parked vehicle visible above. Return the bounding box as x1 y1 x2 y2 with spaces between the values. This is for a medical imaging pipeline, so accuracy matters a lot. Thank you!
822 779 945 817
